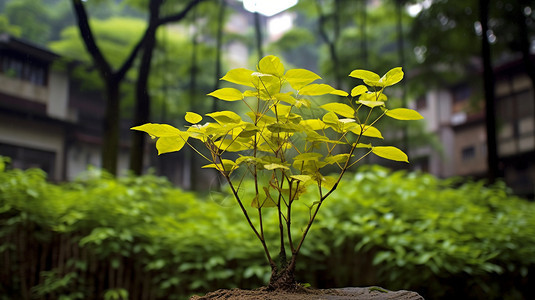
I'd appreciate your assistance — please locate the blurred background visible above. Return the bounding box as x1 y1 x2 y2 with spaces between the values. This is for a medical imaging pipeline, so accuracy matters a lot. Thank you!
1 0 534 198
2 1 535 299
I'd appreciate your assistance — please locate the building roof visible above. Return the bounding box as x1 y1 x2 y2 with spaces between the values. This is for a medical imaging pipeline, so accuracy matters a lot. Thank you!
0 33 59 62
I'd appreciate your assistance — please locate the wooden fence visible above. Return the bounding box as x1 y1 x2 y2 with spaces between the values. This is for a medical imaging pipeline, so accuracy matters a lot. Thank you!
0 221 161 300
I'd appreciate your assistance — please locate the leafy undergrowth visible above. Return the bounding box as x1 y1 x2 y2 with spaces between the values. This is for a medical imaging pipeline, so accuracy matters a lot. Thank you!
1 162 534 299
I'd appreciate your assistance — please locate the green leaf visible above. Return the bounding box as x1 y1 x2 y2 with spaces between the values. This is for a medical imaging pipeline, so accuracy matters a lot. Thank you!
207 88 244 101
251 187 277 208
290 175 313 182
294 152 323 162
299 83 335 96
285 69 321 90
220 68 255 87
319 175 337 189
185 112 202 124
258 55 285 77
206 111 242 124
267 122 300 133
372 146 408 163
351 85 368 97
385 108 423 120
320 103 355 118
349 69 380 82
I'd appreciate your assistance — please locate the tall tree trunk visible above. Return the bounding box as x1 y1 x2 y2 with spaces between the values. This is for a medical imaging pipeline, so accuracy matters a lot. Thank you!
514 0 535 150
360 0 368 68
71 0 144 175
127 0 205 175
479 0 499 183
254 11 264 61
101 80 120 175
212 0 227 112
129 0 162 175
396 0 409 154
186 6 200 190
316 0 342 89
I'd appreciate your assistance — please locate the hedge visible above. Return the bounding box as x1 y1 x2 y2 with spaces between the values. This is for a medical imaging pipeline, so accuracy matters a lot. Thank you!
1 160 534 299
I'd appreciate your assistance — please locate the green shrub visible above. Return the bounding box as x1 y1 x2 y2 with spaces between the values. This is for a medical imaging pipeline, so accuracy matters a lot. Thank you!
1 161 534 299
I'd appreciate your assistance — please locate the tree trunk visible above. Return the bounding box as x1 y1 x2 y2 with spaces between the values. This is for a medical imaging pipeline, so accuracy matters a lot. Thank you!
129 0 162 175
213 0 227 111
101 80 121 175
72 0 146 175
254 11 264 61
479 0 499 183
268 265 298 291
396 0 409 155
128 0 205 175
316 0 342 89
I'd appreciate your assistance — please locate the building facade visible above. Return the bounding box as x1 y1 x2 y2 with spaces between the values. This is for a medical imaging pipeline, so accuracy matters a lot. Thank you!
415 58 535 198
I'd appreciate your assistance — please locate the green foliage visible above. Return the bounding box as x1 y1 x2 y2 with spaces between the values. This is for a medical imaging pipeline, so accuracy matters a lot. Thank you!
298 165 535 299
1 161 534 299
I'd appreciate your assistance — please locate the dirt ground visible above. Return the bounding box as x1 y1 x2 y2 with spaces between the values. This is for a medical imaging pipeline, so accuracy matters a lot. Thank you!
190 286 425 300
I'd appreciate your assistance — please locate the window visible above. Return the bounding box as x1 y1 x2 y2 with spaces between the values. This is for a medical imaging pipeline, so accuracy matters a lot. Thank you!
416 96 427 110
461 146 476 162
0 143 56 177
0 54 48 86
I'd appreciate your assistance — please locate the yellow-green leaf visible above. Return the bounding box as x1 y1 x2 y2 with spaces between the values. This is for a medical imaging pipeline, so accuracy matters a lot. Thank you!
330 89 349 97
300 119 325 131
264 163 290 170
290 175 313 182
372 146 408 163
299 83 335 96
359 92 387 102
349 69 380 82
322 111 339 126
202 159 238 173
351 85 368 97
131 123 182 138
207 88 244 101
320 103 355 118
251 187 278 208
275 92 297 105
385 108 423 120
258 55 285 77
206 111 242 124
347 124 383 139
220 68 255 87
155 133 189 155
380 67 404 87
185 112 202 124
358 100 385 108
285 68 321 90
325 154 352 165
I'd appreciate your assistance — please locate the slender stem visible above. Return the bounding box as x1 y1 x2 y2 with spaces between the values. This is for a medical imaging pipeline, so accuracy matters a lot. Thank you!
224 174 275 268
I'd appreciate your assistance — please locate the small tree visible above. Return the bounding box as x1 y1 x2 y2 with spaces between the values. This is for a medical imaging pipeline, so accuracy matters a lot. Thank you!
132 55 422 290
